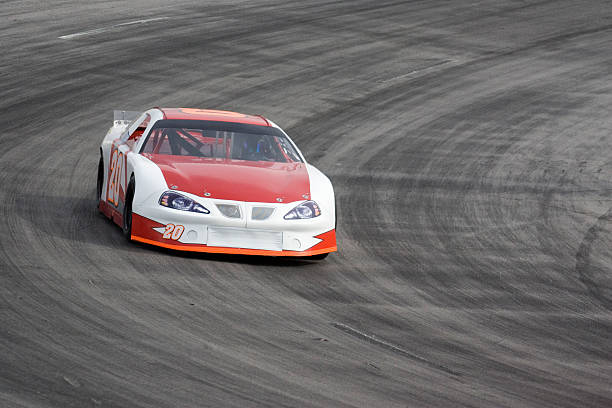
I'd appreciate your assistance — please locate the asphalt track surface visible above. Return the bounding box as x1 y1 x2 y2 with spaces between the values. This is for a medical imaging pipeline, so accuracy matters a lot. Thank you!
1 1 612 407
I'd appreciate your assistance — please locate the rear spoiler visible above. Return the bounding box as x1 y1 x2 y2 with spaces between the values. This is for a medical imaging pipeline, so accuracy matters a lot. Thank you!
113 110 141 126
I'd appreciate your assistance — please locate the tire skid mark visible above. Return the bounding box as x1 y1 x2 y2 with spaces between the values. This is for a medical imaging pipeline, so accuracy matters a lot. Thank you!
58 17 170 39
575 206 612 310
332 323 461 377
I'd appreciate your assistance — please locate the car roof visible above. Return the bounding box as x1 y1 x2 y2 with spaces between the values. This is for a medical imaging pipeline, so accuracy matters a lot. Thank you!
159 108 270 126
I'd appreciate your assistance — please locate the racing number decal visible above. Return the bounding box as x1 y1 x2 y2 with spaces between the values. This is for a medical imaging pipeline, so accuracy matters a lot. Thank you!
107 146 125 207
163 224 184 240
162 224 174 239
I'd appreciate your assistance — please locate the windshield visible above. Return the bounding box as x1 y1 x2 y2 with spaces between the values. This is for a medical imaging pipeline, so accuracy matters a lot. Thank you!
140 120 302 163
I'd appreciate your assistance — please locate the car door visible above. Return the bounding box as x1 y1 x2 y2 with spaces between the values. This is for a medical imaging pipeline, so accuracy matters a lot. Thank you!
106 113 150 212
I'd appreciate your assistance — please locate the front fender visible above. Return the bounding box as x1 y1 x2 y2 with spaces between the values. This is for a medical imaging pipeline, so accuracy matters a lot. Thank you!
306 163 336 231
127 153 169 212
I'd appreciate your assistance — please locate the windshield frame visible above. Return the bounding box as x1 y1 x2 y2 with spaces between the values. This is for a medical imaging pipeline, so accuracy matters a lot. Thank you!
139 119 304 163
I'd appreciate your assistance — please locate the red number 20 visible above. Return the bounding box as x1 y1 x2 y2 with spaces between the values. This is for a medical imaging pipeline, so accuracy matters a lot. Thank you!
162 224 184 240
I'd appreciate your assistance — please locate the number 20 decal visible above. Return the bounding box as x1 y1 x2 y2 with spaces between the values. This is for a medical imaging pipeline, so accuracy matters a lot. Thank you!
163 224 184 240
107 147 125 207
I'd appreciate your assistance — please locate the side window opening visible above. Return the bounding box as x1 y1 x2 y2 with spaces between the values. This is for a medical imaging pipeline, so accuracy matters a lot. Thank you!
126 114 151 149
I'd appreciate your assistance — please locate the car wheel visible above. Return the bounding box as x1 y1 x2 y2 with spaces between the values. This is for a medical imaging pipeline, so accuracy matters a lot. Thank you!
96 155 104 207
122 177 135 240
310 253 329 260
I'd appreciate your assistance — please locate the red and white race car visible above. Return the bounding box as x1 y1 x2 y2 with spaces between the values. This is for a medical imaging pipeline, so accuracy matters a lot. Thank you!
97 108 337 258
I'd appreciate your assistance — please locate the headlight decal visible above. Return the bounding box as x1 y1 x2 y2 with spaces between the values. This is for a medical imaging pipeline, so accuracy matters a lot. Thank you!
284 201 321 220
159 191 210 214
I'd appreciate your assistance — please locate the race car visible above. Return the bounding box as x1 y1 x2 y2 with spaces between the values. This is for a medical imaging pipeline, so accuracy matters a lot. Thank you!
97 107 336 258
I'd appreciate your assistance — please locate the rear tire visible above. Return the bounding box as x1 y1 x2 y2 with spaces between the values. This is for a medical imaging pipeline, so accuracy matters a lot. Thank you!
96 155 104 208
123 177 135 240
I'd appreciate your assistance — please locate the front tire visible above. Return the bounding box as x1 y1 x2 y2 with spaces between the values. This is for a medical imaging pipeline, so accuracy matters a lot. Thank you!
123 177 135 240
310 252 329 260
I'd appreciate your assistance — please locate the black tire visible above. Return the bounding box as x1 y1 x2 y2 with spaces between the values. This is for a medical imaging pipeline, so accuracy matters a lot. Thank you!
310 252 329 260
96 155 104 208
122 177 135 240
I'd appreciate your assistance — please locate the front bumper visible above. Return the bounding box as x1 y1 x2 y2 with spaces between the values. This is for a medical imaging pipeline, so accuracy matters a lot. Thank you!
130 213 337 256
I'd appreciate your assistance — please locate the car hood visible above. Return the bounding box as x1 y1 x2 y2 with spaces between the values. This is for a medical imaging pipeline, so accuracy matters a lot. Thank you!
144 154 310 203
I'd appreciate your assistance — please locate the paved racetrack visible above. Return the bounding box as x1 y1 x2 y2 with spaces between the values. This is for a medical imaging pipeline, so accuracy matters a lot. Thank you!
1 1 611 407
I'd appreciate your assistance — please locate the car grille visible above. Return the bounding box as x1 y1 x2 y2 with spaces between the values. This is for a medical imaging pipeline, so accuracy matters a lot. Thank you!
207 227 283 251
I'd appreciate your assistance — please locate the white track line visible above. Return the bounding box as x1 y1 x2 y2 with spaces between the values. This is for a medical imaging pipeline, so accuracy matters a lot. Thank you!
59 17 169 40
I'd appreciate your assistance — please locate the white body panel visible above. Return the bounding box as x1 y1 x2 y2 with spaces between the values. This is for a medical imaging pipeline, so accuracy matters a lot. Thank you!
99 108 336 254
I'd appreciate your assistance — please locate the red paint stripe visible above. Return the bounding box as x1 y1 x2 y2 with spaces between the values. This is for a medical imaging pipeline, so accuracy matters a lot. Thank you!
160 108 269 126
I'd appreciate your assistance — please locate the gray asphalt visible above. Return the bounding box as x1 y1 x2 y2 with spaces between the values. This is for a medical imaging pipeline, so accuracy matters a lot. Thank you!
1 1 611 407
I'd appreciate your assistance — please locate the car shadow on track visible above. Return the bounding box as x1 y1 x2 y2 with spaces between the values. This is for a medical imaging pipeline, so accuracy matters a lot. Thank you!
131 239 326 267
